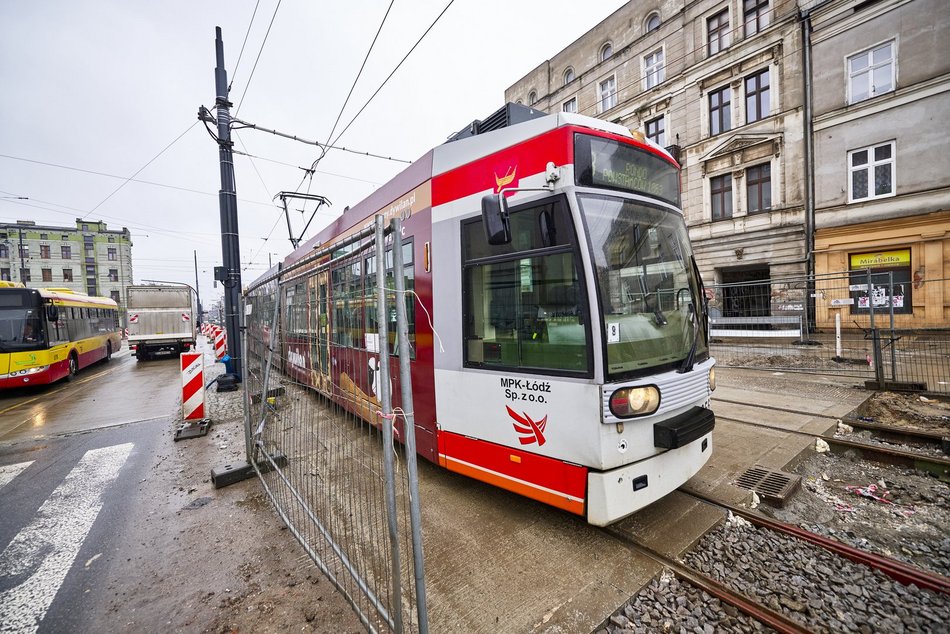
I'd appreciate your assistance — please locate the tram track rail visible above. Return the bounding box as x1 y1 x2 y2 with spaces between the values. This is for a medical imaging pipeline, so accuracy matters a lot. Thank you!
712 397 949 481
679 489 950 596
602 525 814 634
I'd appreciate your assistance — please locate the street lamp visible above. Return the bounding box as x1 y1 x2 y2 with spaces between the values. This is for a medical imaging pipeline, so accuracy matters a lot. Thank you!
0 197 31 285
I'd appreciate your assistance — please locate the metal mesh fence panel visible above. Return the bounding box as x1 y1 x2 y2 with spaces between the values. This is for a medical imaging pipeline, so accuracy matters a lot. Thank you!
708 272 949 394
242 221 426 633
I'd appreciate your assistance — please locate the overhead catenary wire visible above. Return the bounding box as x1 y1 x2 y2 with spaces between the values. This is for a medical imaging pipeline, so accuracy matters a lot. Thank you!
234 0 284 115
0 152 279 209
80 121 200 220
228 0 264 93
327 0 457 152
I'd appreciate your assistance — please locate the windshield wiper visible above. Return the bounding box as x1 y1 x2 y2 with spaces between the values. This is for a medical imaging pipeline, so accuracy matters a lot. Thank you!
677 302 698 374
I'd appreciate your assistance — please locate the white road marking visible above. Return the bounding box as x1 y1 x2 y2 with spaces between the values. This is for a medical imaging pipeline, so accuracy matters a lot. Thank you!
0 443 134 633
0 461 33 490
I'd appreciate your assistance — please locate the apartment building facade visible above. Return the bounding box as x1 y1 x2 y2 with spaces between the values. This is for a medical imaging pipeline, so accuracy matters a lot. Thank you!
0 218 134 315
807 0 950 328
506 0 808 318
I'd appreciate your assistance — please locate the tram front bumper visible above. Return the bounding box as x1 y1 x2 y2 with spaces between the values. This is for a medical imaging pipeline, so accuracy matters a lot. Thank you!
586 425 713 527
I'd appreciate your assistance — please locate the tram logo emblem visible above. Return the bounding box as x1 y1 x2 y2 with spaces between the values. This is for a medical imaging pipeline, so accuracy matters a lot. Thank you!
507 406 547 446
494 166 517 193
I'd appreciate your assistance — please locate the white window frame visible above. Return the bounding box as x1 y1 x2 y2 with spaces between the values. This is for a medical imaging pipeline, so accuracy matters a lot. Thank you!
847 39 896 105
645 13 661 32
848 141 896 203
562 97 577 113
563 67 575 85
599 76 617 113
600 42 613 62
644 47 665 90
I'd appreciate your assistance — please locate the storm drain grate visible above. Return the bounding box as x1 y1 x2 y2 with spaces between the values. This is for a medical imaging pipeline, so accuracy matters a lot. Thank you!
735 465 801 507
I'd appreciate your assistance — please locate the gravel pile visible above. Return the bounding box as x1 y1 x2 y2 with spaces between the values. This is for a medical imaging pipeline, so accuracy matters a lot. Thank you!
596 569 775 634
682 513 949 633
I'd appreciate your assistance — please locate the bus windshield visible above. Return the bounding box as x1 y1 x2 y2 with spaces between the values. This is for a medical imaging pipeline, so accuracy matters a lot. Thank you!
578 193 707 378
0 296 46 352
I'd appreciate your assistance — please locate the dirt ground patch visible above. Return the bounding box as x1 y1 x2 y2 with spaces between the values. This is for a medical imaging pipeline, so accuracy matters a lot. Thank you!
87 387 364 633
765 392 950 577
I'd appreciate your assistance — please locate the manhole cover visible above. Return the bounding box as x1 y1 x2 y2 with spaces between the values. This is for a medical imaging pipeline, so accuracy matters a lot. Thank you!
735 466 801 506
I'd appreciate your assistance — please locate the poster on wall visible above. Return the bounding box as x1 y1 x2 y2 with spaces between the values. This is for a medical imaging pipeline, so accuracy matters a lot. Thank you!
848 249 912 315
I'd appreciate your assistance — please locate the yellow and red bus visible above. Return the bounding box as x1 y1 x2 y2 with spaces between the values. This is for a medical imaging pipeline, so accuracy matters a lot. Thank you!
0 284 121 388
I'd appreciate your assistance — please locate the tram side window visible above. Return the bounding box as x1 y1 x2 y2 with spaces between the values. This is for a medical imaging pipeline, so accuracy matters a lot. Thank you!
462 198 590 375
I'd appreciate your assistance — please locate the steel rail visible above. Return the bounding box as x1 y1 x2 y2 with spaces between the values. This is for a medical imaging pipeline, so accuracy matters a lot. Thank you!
681 489 950 596
716 414 950 480
604 527 815 634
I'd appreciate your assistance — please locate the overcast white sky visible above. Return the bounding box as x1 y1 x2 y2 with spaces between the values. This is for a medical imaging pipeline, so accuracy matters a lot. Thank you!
0 0 625 305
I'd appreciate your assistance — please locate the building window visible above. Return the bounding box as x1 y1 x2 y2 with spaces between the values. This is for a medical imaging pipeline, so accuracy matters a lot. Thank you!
707 9 730 56
40 244 51 259
746 163 772 213
108 247 117 261
42 268 53 282
111 291 120 303
599 76 617 112
564 67 574 85
0 244 7 259
644 49 664 89
108 269 119 282
646 116 666 147
744 0 770 37
528 90 537 104
849 141 895 202
21 269 31 282
62 245 72 259
848 41 895 104
0 269 9 281
40 233 48 240
646 13 661 32
63 268 74 282
709 86 732 135
601 43 613 62
563 98 577 113
108 236 115 243
745 68 770 123
711 174 733 220
61 234 69 240
82 224 89 231
19 244 29 259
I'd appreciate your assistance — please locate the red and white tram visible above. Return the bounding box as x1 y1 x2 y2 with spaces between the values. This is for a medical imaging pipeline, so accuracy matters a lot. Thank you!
247 109 716 526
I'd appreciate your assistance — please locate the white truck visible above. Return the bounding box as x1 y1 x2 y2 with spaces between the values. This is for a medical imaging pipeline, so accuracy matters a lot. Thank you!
126 285 196 360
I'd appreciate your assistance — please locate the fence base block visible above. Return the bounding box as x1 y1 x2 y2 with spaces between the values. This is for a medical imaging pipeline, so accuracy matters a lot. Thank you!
864 380 928 392
174 419 212 441
211 452 288 488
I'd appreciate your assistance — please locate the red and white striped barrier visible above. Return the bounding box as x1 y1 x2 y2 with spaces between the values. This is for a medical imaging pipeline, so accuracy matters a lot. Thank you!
180 352 205 420
213 327 227 361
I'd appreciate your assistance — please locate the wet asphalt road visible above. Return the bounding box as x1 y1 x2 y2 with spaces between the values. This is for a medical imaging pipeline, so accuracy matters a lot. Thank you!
0 346 182 633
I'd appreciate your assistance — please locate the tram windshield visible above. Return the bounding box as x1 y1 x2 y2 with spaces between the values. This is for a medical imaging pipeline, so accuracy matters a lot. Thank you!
578 193 707 378
0 291 46 352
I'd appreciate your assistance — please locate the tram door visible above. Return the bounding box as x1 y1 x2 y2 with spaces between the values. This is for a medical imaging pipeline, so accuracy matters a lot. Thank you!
312 271 331 393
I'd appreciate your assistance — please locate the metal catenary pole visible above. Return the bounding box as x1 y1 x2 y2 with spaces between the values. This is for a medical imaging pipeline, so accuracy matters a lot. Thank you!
376 215 404 633
391 217 428 631
213 26 243 379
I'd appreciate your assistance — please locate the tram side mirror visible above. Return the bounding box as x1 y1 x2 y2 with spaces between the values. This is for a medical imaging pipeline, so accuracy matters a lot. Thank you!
481 194 511 245
46 305 59 322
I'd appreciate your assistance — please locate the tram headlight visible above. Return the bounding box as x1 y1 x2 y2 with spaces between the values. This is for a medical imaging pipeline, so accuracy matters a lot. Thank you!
609 385 660 418
709 367 717 392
